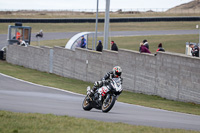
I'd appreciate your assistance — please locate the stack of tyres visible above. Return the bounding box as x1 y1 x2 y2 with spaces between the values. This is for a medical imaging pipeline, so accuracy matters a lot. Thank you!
0 51 4 60
0 50 5 60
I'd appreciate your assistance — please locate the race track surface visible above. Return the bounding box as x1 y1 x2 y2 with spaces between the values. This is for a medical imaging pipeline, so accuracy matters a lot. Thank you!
0 73 200 131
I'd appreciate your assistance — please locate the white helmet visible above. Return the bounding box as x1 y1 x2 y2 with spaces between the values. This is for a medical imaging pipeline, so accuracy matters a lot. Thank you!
112 66 122 78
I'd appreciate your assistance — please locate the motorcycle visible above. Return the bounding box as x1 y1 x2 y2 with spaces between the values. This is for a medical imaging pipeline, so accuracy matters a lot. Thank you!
82 78 123 113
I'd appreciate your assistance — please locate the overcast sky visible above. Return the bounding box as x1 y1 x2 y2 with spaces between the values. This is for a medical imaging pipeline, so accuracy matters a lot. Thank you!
0 0 194 11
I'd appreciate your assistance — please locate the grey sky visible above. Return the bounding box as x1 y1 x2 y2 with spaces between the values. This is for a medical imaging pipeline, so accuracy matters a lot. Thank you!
0 0 194 11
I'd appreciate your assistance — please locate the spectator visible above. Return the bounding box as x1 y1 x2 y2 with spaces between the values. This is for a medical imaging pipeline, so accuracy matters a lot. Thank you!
143 39 149 49
111 40 118 51
36 29 43 38
16 30 21 40
140 43 151 54
18 38 28 47
96 40 103 52
156 43 165 52
189 43 199 57
80 35 87 48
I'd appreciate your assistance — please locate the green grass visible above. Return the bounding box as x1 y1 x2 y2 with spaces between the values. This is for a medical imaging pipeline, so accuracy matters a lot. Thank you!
1 13 200 132
0 11 199 18
1 111 199 133
0 60 200 116
109 34 199 54
0 21 199 34
31 39 69 48
31 34 199 54
0 60 92 94
118 91 200 115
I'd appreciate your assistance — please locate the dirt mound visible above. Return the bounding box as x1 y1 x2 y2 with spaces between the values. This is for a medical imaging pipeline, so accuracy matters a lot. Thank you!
167 0 200 13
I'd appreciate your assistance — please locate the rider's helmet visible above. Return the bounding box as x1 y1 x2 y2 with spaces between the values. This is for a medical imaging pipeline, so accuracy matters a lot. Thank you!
112 66 122 78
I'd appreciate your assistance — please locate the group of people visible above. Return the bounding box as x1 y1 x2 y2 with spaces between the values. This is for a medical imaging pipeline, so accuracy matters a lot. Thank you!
81 36 166 54
80 36 199 58
139 39 199 57
139 39 165 54
80 36 118 52
15 31 28 47
95 40 118 52
189 43 199 57
139 39 200 57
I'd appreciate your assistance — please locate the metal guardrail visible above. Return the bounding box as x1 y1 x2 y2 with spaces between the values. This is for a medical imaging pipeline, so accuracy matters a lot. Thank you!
0 17 200 23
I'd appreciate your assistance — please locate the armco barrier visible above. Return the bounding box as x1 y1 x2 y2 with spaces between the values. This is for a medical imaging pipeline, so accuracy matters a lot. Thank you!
6 45 200 104
1 17 200 23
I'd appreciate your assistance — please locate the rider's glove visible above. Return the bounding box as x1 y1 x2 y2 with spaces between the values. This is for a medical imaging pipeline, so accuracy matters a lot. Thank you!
102 80 109 86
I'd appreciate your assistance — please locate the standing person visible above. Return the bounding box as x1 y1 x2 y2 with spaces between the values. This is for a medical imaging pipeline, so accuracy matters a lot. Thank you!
16 30 21 40
143 39 149 49
36 29 43 38
96 40 103 52
111 40 118 51
189 43 199 57
80 35 87 48
156 43 165 52
140 43 151 54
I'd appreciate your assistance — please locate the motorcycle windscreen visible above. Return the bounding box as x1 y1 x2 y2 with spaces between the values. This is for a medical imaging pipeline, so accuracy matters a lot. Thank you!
112 78 122 92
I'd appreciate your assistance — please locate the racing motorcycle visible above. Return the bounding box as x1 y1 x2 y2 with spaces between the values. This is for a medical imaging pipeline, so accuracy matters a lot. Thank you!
82 78 123 113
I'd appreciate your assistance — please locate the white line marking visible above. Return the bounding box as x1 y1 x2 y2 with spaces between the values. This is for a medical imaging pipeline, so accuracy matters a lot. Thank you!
0 72 85 96
0 73 190 114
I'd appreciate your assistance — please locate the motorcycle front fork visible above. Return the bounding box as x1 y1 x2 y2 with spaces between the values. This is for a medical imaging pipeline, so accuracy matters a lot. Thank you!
104 94 110 103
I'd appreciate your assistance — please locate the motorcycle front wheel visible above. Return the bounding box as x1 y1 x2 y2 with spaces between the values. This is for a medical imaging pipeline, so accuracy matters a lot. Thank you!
102 95 116 113
82 96 92 111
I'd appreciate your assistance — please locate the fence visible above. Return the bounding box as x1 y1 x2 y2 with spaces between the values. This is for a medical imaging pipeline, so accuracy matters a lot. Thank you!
0 8 200 14
1 17 200 23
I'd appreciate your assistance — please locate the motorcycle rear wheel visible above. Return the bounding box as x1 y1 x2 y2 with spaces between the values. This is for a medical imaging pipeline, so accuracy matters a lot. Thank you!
82 96 92 111
102 95 116 113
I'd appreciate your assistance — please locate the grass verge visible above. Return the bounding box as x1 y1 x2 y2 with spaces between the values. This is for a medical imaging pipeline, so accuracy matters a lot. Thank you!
1 110 199 133
0 21 199 34
31 34 199 54
0 60 200 116
0 11 200 18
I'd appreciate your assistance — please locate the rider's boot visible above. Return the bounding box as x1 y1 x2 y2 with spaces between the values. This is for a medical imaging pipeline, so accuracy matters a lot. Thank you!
88 86 97 97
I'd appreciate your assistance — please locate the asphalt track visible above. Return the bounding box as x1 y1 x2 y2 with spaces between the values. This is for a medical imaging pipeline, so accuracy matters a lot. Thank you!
0 73 200 131
0 29 199 50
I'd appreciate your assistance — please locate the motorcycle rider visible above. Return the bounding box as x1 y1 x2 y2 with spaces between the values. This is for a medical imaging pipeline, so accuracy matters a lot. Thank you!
88 66 123 97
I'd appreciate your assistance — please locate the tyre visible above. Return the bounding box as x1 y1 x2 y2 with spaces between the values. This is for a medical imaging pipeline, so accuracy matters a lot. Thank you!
102 95 116 113
82 96 92 111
